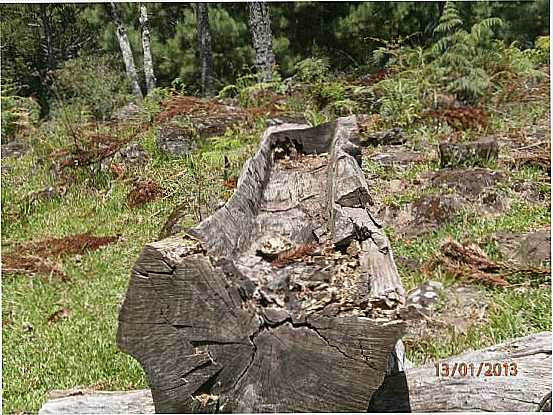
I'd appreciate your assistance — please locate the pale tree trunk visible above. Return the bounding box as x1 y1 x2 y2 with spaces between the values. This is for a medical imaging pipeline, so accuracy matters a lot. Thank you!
111 2 143 99
139 3 156 95
196 3 215 97
248 2 276 82
39 4 55 69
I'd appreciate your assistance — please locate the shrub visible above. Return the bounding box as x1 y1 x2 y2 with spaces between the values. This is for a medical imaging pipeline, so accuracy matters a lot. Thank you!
294 57 330 83
50 54 132 121
218 72 286 108
1 79 40 142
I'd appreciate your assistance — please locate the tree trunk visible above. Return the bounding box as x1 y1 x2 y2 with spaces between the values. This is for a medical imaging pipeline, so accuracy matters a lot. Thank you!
111 2 143 100
369 332 553 412
196 3 215 97
248 2 276 83
139 3 156 95
117 116 406 413
39 4 54 69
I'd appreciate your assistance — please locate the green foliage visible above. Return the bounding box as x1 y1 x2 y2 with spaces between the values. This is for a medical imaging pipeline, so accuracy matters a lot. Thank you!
370 1 546 128
375 77 424 128
429 2 505 101
294 57 330 83
525 36 550 65
1 80 40 141
50 55 132 121
219 72 286 108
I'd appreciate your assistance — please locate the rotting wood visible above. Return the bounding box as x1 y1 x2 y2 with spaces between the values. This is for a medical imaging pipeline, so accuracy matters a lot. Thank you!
117 116 406 413
38 332 552 414
369 332 552 412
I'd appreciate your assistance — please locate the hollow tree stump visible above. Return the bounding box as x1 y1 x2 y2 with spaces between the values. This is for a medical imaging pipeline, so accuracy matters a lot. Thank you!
117 116 406 413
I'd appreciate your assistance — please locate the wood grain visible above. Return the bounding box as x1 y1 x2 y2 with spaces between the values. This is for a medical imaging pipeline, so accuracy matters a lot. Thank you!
117 117 406 413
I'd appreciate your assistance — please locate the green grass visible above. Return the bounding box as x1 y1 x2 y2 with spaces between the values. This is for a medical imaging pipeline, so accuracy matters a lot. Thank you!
1 122 257 413
2 67 550 412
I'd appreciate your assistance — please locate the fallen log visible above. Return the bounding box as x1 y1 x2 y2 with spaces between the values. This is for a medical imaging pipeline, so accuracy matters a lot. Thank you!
117 116 406 413
369 331 552 412
38 389 154 415
39 332 552 414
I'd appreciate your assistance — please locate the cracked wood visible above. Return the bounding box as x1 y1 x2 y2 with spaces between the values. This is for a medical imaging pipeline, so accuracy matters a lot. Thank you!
117 117 406 413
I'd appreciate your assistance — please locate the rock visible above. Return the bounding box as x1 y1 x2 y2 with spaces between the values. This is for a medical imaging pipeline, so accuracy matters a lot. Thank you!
360 127 406 146
1 139 29 158
116 143 148 166
428 168 504 199
411 194 464 231
370 148 426 166
156 126 198 156
439 138 499 168
266 113 308 127
38 389 154 414
495 228 551 267
112 103 143 121
405 280 444 313
378 194 465 238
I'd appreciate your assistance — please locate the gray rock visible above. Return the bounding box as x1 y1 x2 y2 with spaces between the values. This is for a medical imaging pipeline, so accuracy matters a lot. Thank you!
439 138 499 168
38 389 154 414
370 149 425 166
113 103 143 121
496 228 551 267
360 127 406 146
429 168 504 199
156 126 197 156
117 143 148 166
1 139 29 158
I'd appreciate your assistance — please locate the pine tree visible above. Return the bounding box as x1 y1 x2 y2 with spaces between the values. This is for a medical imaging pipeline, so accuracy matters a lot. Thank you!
139 3 156 95
111 2 143 99
196 3 215 96
248 2 276 82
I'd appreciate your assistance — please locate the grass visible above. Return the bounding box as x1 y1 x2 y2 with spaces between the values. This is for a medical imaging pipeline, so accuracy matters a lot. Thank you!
2 64 550 412
1 120 257 413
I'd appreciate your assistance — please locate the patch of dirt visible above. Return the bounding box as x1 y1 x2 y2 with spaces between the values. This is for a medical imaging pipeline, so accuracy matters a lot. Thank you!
424 106 488 131
1 234 118 280
127 180 163 208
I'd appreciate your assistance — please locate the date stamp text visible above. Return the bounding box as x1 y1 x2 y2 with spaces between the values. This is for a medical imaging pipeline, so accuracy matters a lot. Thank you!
435 361 518 377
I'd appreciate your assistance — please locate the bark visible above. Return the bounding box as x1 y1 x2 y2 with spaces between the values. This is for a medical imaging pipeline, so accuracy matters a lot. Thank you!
139 3 156 95
196 3 215 97
39 4 54 69
117 116 406 413
248 2 276 82
369 332 553 412
111 2 143 99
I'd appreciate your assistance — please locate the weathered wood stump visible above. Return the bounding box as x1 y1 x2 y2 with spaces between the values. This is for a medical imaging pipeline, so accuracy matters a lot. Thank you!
117 116 406 413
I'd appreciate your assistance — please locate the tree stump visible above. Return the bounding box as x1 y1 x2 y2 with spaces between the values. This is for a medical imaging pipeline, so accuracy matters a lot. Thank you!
117 116 406 413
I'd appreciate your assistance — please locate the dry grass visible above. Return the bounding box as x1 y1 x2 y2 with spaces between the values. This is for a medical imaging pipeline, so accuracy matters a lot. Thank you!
425 238 550 287
425 106 488 131
1 233 118 280
127 180 163 208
